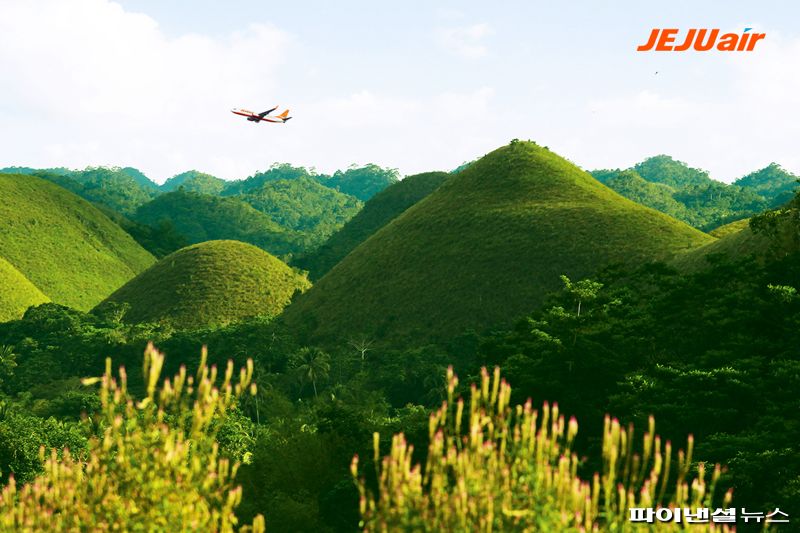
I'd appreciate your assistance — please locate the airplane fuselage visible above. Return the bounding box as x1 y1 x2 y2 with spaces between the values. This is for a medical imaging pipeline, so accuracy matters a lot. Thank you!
231 108 290 123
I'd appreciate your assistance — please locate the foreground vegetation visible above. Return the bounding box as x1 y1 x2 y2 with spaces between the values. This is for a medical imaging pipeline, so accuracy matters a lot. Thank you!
0 145 797 530
0 346 733 532
356 367 731 532
0 344 264 532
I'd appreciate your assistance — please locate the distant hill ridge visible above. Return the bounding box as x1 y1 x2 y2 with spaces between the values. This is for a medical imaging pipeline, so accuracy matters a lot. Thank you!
133 190 304 258
591 155 797 231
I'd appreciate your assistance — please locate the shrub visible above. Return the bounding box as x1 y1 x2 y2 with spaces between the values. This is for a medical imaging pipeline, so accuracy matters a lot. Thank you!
353 367 731 532
0 343 265 532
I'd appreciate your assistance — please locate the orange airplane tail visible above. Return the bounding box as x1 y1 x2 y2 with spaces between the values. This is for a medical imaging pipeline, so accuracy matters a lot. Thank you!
277 109 290 118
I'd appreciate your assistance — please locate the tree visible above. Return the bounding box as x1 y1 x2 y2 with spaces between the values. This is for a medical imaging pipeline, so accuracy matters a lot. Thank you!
0 345 16 389
559 275 603 317
290 347 331 398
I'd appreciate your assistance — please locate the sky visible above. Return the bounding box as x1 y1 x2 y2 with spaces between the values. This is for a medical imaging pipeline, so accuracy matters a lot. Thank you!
1 0 799 183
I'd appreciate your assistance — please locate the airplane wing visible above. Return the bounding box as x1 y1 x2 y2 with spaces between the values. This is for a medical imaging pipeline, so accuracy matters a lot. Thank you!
258 106 279 118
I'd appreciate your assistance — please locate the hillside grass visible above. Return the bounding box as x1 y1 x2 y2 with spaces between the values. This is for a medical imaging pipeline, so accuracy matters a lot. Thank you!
283 141 713 344
0 174 155 310
295 171 448 279
99 240 311 329
672 221 772 271
708 218 750 238
0 257 49 322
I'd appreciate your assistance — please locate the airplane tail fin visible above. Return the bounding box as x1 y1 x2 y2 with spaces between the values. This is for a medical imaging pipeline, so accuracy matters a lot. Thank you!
277 109 290 119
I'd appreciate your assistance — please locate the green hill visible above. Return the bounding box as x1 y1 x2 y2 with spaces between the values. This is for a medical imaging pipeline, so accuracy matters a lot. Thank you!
283 141 713 344
238 177 362 249
316 164 400 201
222 163 398 201
0 174 155 310
4 166 161 216
118 167 160 192
734 163 799 207
98 240 311 329
295 171 448 279
133 190 304 258
674 194 799 270
592 157 767 230
96 206 189 259
632 155 714 189
161 170 226 195
671 223 771 271
594 169 693 223
221 163 309 195
708 218 750 238
0 257 49 322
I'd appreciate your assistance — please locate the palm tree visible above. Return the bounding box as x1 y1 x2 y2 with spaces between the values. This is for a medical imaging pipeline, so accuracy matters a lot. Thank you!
290 347 331 398
0 345 16 388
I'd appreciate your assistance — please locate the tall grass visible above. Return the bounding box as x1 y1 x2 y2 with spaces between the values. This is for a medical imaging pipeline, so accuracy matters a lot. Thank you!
0 344 264 532
353 367 732 532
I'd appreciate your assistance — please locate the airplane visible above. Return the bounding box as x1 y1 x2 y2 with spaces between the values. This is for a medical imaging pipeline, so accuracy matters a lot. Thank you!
231 106 291 123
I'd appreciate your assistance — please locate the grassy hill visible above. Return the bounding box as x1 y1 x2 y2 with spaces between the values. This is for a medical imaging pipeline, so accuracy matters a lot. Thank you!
133 190 304 258
0 174 155 310
161 170 226 195
295 171 448 280
0 257 49 322
2 166 160 216
283 141 713 344
674 196 799 271
98 240 311 329
671 223 772 272
708 218 751 238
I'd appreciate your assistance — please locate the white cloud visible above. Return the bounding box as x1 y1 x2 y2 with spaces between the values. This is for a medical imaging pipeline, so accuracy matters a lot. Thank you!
265 87 500 177
549 30 800 181
436 23 493 59
0 0 290 181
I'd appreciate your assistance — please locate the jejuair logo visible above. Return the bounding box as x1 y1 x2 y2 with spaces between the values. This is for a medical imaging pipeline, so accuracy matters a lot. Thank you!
637 28 765 52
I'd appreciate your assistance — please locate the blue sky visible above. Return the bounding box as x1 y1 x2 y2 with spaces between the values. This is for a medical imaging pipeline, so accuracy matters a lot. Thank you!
1 0 799 182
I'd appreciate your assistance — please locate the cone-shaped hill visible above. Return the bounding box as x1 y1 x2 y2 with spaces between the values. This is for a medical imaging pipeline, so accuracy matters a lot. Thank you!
295 171 449 280
0 174 155 310
98 240 311 329
0 257 49 321
283 141 713 344
708 219 751 238
672 218 776 272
